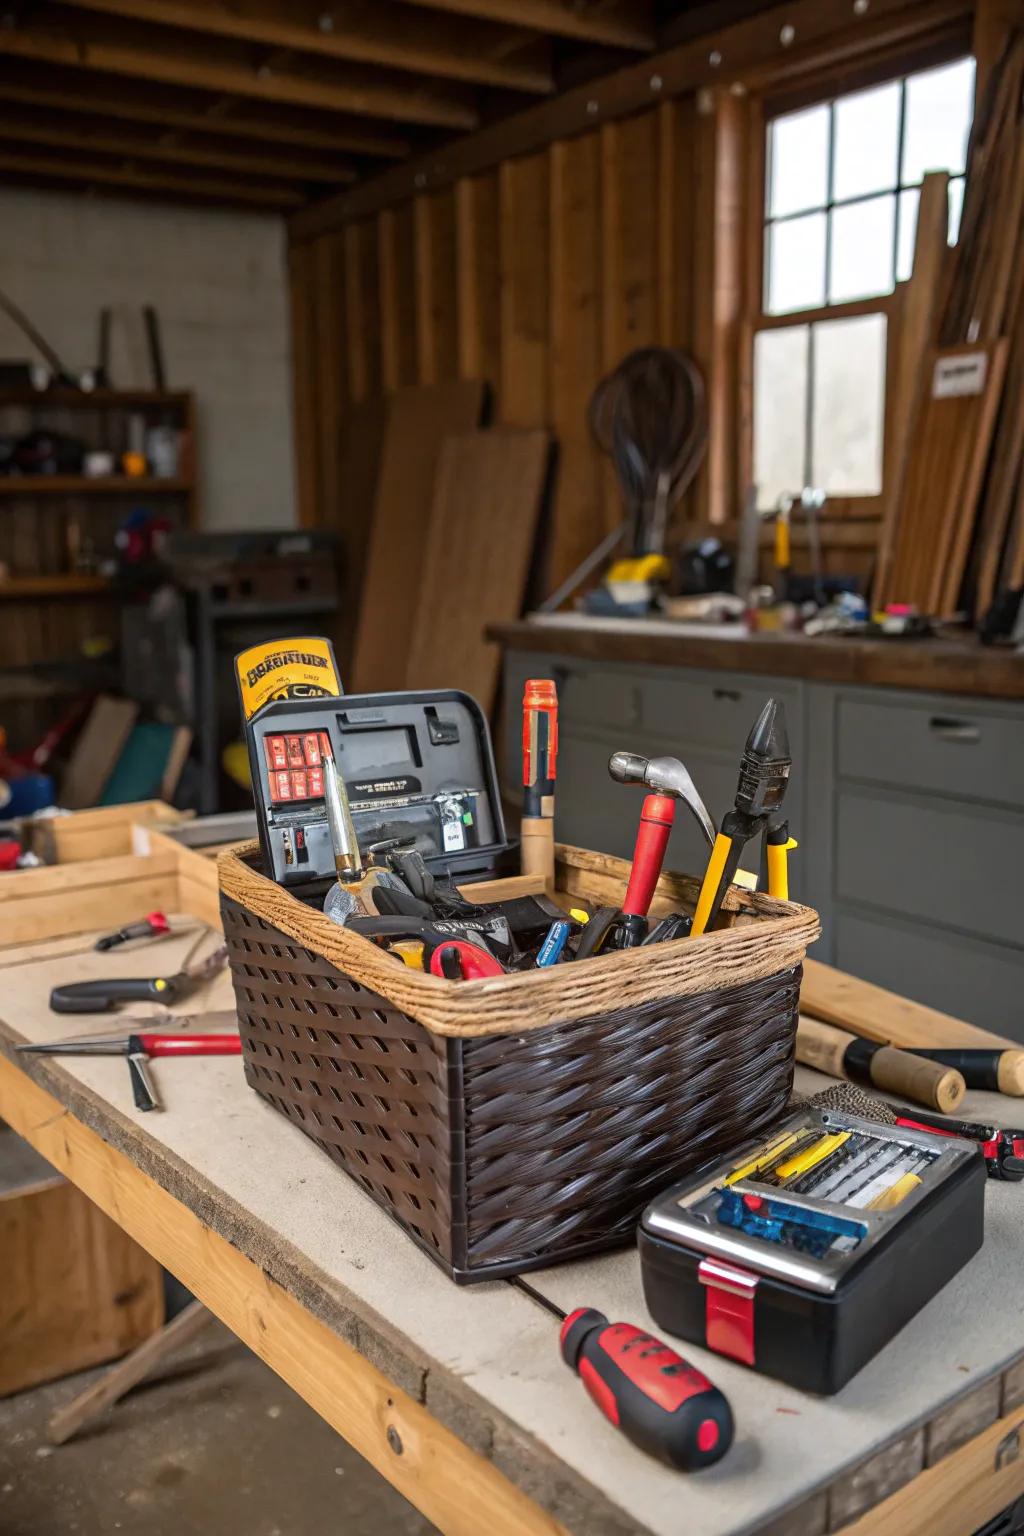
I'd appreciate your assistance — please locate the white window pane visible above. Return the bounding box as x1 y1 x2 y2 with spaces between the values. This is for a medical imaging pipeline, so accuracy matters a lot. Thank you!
829 195 895 302
769 104 830 218
833 81 901 201
767 212 827 314
901 57 976 184
948 176 966 243
754 326 809 508
896 185 920 281
811 314 886 495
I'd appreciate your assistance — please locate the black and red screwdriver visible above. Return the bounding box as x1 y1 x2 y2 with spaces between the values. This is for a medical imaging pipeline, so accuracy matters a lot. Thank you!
512 1278 733 1471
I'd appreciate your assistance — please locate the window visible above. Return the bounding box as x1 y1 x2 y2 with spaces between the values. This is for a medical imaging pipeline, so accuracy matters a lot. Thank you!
751 56 976 510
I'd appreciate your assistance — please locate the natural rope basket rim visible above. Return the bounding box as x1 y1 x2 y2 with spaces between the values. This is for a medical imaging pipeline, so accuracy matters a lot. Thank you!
218 841 820 1039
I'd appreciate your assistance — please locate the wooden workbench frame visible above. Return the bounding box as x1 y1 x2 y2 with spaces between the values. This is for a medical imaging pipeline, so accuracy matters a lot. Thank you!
0 1055 567 1536
2 828 1023 1536
3 1047 1023 1536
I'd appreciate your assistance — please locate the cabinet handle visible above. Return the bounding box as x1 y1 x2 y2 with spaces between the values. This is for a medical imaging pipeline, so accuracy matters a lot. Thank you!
929 716 981 744
713 688 742 703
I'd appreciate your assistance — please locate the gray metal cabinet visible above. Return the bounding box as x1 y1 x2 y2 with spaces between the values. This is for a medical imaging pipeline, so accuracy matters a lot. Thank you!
502 647 1024 1038
807 683 1024 1039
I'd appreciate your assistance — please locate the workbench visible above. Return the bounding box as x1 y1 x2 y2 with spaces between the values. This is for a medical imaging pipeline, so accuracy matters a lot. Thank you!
489 619 1024 1036
2 887 1023 1536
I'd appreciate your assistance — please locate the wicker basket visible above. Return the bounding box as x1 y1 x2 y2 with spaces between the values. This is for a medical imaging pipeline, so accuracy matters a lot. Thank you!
219 841 820 1283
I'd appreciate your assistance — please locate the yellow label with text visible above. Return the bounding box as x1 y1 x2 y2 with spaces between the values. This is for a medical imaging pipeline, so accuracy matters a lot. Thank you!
235 637 341 721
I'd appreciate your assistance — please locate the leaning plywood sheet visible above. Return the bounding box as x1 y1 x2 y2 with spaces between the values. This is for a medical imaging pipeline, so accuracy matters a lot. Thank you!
404 428 549 711
61 695 138 809
2 927 1023 1536
350 380 486 693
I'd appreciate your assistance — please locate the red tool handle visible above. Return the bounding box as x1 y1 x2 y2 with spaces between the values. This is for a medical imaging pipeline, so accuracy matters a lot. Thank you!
136 1034 242 1056
560 1308 733 1471
622 794 675 919
428 941 503 980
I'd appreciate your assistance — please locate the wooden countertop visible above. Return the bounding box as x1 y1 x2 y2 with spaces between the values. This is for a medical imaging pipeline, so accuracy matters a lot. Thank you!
487 617 1024 702
3 919 1024 1536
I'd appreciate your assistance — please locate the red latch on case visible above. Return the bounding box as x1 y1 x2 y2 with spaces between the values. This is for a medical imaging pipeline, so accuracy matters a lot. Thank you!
698 1257 759 1366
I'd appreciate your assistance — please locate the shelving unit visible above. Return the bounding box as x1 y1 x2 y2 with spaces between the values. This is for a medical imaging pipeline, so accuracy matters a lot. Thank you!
0 388 199 750
0 477 192 496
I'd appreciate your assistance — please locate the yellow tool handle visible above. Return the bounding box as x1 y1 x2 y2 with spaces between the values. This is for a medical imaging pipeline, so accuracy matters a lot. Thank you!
766 835 798 901
868 1173 922 1211
774 1131 850 1181
774 515 791 570
691 832 734 937
725 1131 799 1186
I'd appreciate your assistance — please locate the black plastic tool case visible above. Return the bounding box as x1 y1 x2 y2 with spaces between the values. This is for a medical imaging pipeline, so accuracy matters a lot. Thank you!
638 1110 986 1394
244 688 510 890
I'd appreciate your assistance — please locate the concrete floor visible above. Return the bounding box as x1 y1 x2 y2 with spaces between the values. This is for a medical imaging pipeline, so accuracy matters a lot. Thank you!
0 1318 439 1536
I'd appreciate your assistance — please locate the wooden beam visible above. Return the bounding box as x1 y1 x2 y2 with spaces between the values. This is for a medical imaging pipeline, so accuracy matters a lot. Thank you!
0 1057 567 1536
0 111 356 183
0 72 410 157
498 151 550 425
289 243 321 529
57 0 554 93
291 0 972 239
394 0 654 49
0 14 480 129
0 145 303 206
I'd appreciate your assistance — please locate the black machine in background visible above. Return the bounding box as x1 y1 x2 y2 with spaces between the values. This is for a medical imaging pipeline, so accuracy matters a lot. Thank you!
120 529 341 814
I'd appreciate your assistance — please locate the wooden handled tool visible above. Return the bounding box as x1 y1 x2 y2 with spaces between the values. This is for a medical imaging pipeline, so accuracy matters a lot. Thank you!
796 1017 966 1115
903 1048 1024 1097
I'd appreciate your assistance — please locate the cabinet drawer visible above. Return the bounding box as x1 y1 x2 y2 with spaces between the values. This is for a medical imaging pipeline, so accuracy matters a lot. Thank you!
834 908 1024 1041
641 672 799 755
836 790 1024 949
837 695 1024 808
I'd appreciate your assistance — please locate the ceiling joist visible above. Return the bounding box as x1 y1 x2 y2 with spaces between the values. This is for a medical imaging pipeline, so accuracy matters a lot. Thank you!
392 0 654 50
0 70 413 157
0 13 481 129
0 110 358 184
0 145 305 206
55 0 555 94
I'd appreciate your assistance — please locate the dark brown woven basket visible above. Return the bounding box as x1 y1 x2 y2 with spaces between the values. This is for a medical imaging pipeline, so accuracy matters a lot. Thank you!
219 843 819 1283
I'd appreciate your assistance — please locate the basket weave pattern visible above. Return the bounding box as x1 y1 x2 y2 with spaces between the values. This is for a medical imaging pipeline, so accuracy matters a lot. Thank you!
222 884 805 1280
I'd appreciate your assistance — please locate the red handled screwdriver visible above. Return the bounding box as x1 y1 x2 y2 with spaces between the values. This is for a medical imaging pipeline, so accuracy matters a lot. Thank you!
512 1279 734 1471
612 792 676 948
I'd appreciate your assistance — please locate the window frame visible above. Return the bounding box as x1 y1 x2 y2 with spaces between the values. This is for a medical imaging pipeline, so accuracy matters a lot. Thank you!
739 39 974 519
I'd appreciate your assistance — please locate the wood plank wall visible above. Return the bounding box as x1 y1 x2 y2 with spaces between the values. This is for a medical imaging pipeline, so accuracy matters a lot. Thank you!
289 90 750 596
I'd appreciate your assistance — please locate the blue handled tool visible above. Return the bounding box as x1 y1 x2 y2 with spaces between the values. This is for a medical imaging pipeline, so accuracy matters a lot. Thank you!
536 920 570 967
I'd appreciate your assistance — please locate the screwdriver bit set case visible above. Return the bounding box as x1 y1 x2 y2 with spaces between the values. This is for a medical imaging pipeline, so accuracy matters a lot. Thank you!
221 636 821 1283
639 1105 986 1393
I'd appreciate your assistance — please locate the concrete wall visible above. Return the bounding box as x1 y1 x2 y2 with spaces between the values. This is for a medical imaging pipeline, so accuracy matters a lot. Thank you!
0 187 295 530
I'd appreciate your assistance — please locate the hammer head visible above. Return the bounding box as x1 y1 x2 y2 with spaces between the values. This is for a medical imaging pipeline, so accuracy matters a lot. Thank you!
607 752 716 846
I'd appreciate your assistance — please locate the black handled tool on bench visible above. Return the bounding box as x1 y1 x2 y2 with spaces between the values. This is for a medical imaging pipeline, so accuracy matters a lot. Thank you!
50 944 227 1014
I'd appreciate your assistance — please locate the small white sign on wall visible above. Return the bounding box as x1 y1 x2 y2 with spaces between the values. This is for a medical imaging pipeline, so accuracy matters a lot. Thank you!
932 351 988 398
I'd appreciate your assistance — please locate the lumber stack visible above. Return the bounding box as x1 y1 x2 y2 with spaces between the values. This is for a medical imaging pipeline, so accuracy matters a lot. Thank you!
875 31 1024 618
